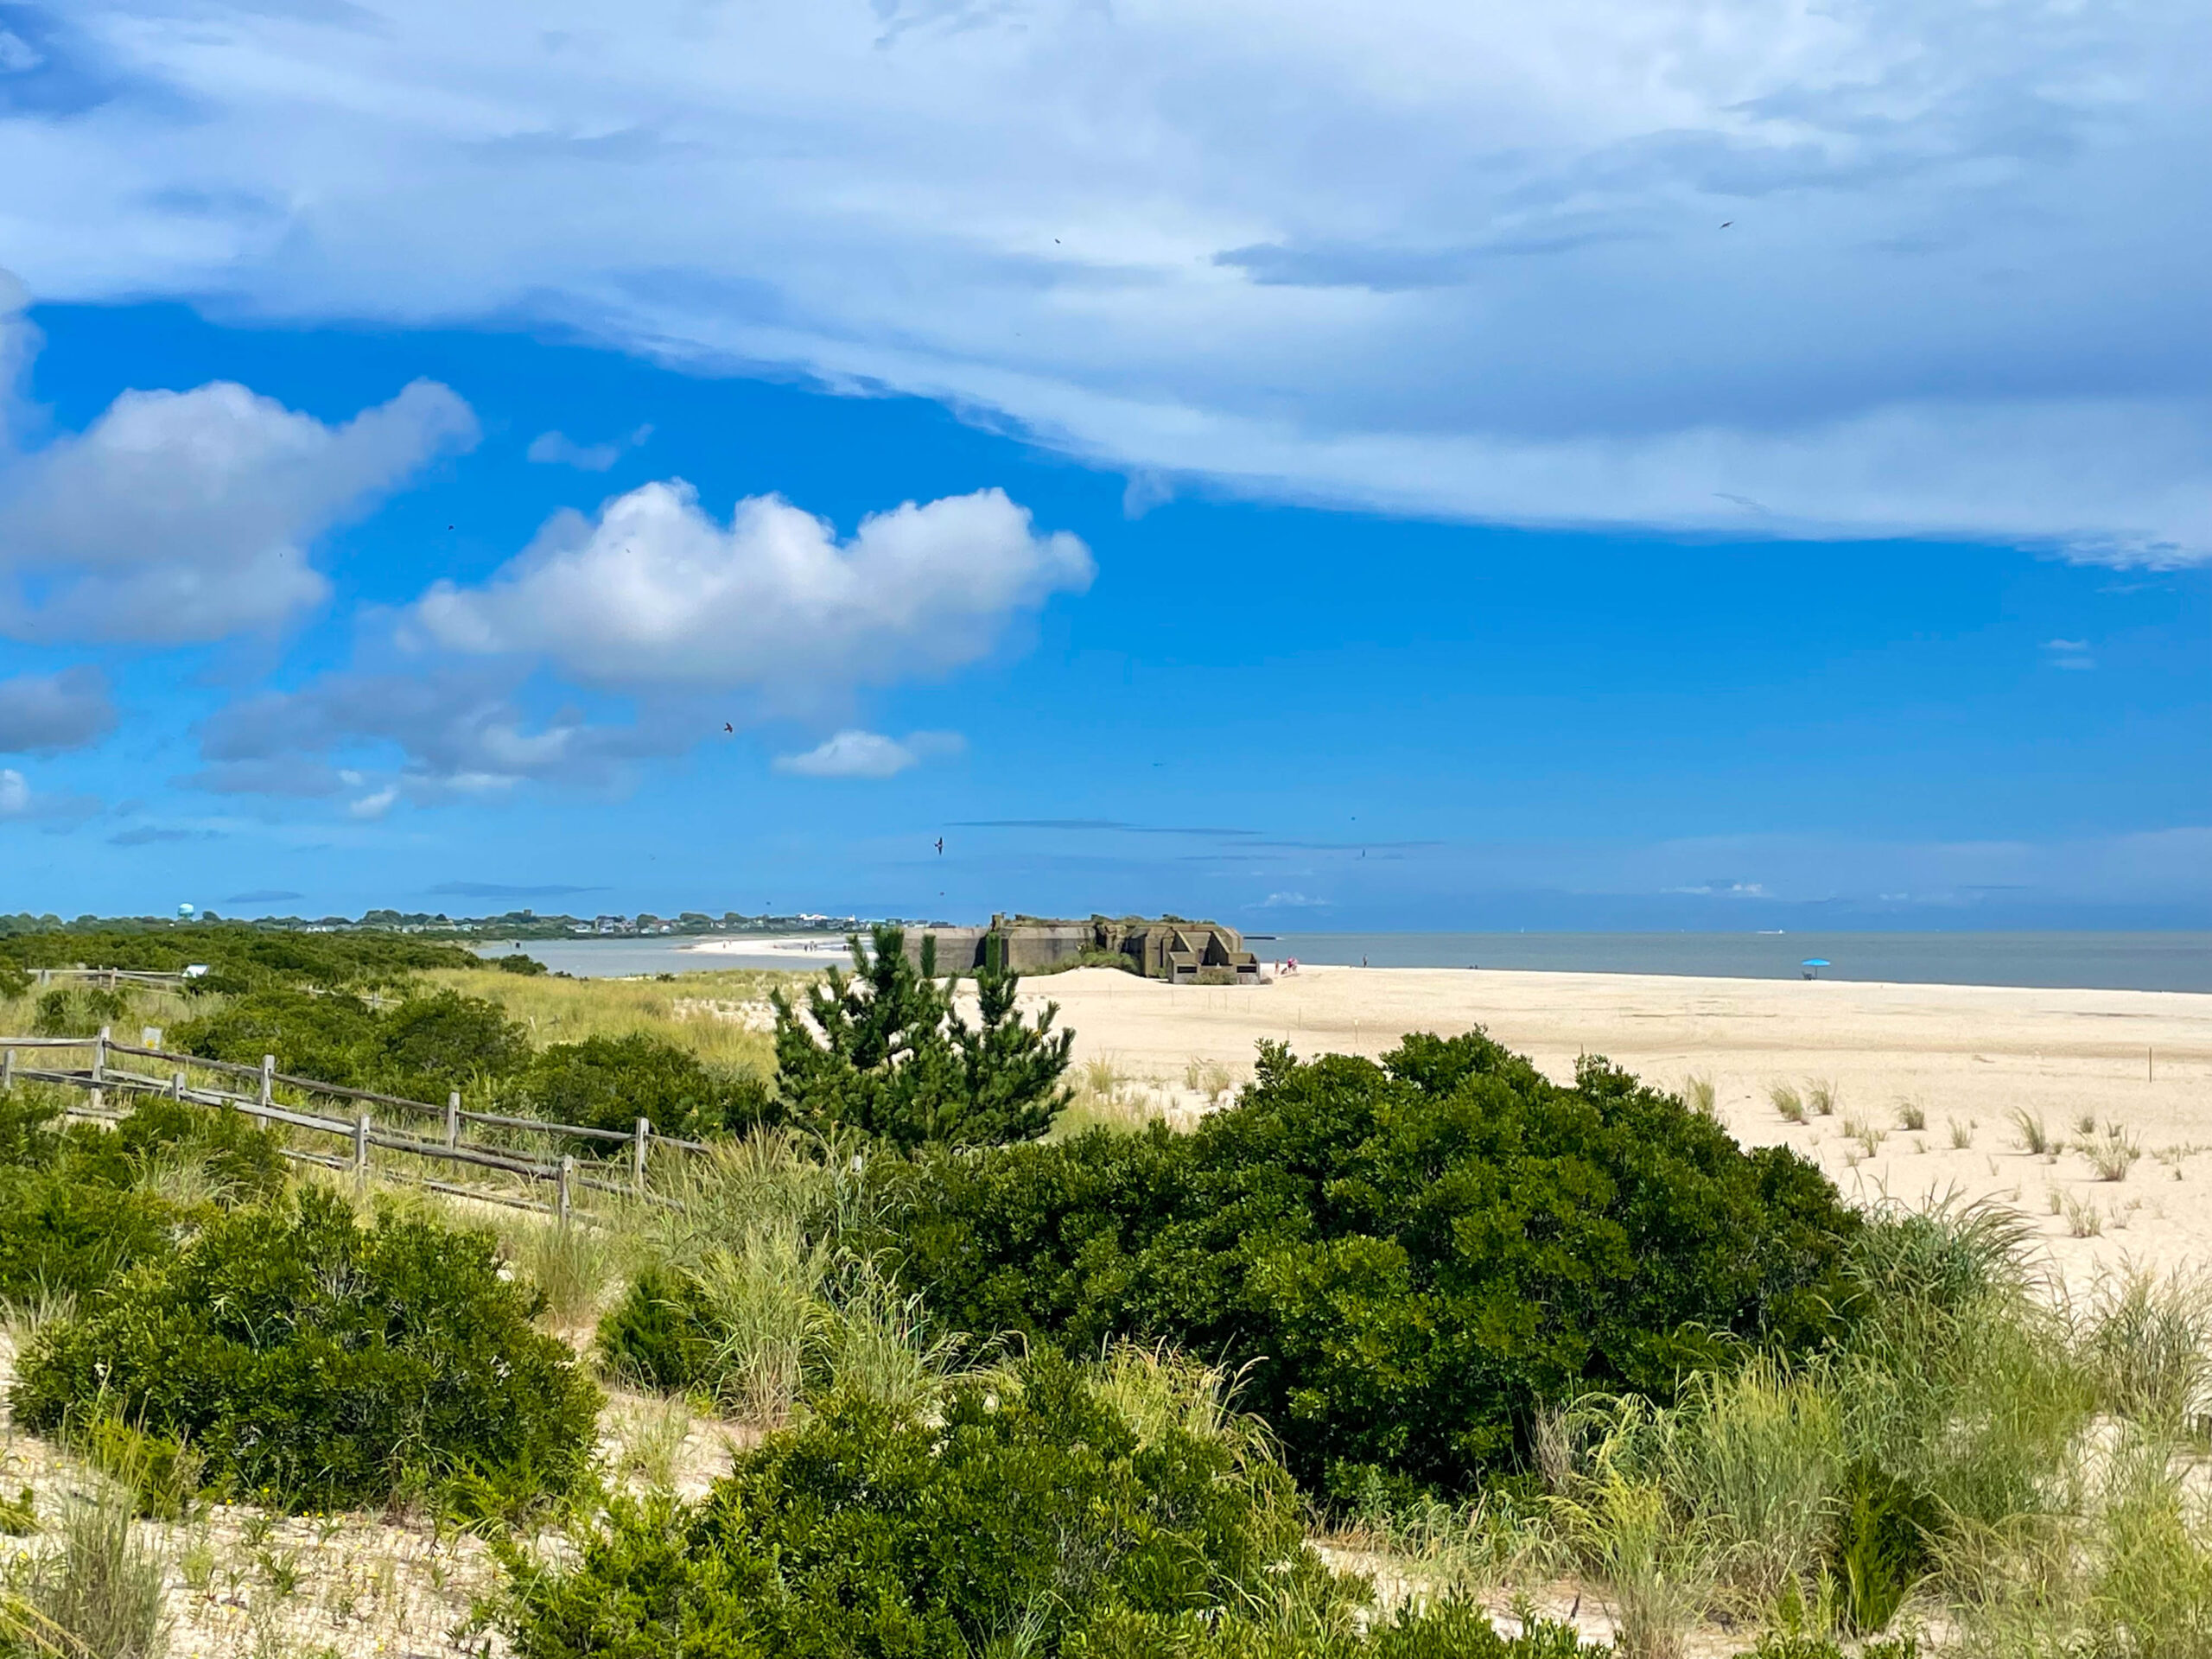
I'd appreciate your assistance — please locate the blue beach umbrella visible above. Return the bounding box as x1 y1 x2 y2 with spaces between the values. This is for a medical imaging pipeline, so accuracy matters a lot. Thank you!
1801 957 1830 978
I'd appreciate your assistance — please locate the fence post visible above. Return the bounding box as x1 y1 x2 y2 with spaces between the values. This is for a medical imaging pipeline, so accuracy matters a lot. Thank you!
354 1111 371 1189
171 1070 185 1101
93 1026 109 1085
557 1155 575 1226
445 1090 461 1148
260 1055 275 1111
2 1047 12 1092
632 1118 650 1197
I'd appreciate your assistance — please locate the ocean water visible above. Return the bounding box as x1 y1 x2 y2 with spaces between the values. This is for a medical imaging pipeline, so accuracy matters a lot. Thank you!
480 931 2212 993
1255 931 2212 993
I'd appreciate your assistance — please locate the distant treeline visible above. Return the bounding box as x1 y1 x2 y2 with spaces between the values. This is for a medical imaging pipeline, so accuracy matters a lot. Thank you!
0 923 480 992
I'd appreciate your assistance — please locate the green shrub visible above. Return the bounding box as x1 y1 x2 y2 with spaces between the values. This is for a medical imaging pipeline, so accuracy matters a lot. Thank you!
495 953 550 975
880 1032 1860 1496
772 925 1073 1152
521 1034 779 1143
377 988 531 1096
495 1350 1344 1659
169 986 383 1084
0 1090 283 1303
0 1169 178 1304
112 1096 288 1205
595 1262 717 1389
29 988 83 1038
172 985 530 1101
11 1187 602 1512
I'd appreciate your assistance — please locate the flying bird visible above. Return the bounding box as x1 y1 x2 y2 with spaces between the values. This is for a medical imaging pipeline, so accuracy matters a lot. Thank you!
723 722 734 734
1719 221 1732 228
934 837 944 855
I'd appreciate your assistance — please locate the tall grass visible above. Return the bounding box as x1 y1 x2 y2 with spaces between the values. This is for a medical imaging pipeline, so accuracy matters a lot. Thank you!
1682 1074 1718 1118
417 963 787 1071
509 1214 634 1328
1551 1440 1714 1659
0 1473 168 1659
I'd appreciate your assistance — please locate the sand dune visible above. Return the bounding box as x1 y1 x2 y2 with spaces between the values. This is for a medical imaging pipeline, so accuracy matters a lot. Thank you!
1025 964 2212 1287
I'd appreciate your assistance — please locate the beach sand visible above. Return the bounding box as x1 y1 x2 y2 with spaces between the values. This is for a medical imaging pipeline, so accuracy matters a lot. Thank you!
1024 964 2212 1287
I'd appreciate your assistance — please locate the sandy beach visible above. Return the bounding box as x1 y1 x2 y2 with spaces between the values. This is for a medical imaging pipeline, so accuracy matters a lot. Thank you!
1025 964 2212 1287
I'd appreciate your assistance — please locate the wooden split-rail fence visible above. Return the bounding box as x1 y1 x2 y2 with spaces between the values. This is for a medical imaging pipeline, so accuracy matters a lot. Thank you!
0 1027 709 1220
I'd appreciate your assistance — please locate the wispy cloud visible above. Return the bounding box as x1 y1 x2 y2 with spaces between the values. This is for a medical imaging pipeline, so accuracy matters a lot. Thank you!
525 424 652 472
4 2 2205 555
2043 638 2096 670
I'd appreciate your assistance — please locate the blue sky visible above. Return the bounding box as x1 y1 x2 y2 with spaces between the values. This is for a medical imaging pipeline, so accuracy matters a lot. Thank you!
0 0 2206 930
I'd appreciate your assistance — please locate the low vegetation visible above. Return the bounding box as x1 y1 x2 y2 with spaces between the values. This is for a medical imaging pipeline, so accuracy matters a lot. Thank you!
875 1031 1859 1498
10 1186 603 1514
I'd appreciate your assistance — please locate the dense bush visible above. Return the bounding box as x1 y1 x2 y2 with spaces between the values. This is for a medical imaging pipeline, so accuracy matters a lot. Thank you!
594 1261 716 1389
11 1187 602 1511
880 1031 1861 1497
172 986 530 1101
497 1351 1341 1659
772 925 1073 1152
520 1034 779 1142
0 1090 285 1301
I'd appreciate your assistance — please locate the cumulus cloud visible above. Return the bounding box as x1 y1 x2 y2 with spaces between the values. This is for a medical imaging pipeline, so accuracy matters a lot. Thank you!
0 302 478 643
773 728 963 779
3 1 2209 554
414 483 1091 697
0 665 114 753
527 425 652 471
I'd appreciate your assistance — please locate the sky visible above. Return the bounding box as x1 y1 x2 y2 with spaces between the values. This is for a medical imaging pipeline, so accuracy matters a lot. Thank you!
0 0 2206 931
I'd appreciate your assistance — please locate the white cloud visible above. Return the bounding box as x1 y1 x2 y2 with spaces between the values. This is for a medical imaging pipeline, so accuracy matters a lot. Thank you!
0 665 115 753
0 765 97 824
347 784 400 819
3 1 2209 555
527 424 652 471
414 482 1090 697
773 728 963 779
2043 637 2095 670
0 289 478 642
0 30 40 74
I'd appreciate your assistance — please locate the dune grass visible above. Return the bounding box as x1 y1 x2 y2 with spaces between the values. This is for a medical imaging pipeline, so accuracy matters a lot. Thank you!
416 963 789 1072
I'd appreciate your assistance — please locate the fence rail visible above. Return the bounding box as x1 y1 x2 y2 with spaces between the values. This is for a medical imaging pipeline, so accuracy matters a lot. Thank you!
0 1026 699 1219
21 967 192 990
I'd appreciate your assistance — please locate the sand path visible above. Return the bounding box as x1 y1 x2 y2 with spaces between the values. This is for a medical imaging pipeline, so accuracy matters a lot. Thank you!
1024 964 2212 1286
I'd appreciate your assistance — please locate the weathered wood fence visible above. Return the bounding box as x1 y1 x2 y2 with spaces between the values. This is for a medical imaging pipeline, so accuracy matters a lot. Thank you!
0 1027 708 1219
21 967 191 991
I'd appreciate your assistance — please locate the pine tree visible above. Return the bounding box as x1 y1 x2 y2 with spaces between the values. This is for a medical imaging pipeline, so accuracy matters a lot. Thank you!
771 925 1073 1152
